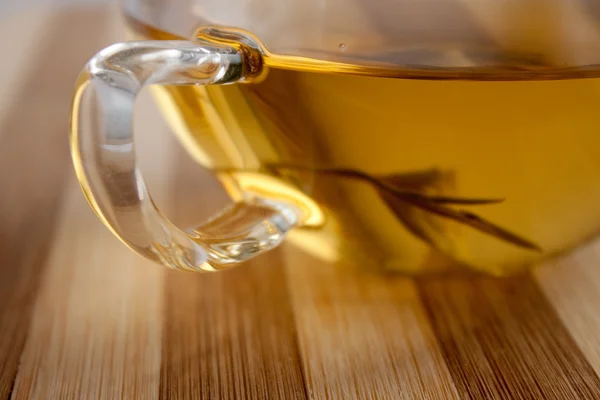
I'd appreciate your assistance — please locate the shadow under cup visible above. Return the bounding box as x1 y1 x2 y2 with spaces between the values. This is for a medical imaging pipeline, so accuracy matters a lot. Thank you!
121 0 600 276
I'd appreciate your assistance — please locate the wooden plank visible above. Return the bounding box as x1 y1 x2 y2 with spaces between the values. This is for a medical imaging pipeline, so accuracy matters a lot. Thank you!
283 243 459 400
159 142 307 399
0 8 112 398
10 11 169 396
12 180 164 399
535 237 600 376
160 256 307 400
417 275 600 399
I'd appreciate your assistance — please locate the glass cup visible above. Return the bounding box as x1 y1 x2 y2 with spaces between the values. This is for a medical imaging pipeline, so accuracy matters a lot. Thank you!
70 0 600 275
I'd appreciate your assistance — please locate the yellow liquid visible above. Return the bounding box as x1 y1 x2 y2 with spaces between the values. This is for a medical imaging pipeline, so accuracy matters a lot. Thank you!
128 18 600 276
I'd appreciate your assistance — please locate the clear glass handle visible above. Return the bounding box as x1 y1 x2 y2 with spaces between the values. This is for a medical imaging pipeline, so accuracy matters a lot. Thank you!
70 40 299 272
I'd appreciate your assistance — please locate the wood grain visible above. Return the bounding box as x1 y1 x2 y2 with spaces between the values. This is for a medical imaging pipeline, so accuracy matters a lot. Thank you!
535 237 600 376
12 181 164 399
160 256 307 400
11 76 169 400
159 144 307 400
0 8 113 398
417 275 600 399
283 246 459 400
8 11 171 398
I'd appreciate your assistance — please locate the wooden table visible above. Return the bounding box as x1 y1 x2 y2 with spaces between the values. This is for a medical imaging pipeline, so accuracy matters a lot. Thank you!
2 6 600 399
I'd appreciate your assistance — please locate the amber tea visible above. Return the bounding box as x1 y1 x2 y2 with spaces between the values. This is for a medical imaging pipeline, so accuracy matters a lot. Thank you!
124 17 600 276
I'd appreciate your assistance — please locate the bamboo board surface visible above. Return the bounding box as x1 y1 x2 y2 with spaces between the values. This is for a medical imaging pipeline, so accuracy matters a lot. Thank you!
2 6 600 399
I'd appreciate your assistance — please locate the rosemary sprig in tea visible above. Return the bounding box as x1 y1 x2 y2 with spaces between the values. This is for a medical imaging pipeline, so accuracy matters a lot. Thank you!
267 163 542 252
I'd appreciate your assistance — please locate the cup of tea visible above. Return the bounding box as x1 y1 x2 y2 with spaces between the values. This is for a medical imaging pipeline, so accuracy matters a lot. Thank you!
70 0 600 275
